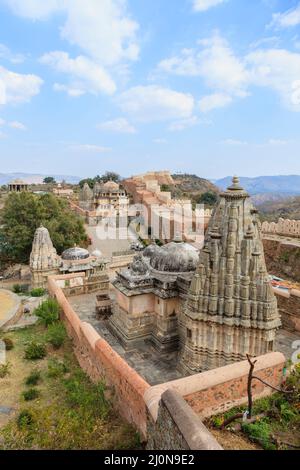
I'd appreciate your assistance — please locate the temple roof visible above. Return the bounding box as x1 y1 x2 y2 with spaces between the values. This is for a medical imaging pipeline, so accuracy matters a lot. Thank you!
61 246 90 261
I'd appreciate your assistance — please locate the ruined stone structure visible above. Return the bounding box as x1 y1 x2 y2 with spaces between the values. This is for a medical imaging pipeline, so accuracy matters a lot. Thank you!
30 226 61 288
179 177 281 373
109 241 199 352
30 226 110 298
8 178 29 192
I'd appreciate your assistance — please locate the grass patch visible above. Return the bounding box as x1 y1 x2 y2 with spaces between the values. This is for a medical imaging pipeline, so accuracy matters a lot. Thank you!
0 322 140 450
29 288 46 297
25 370 41 386
22 388 40 402
46 322 67 350
0 362 11 378
34 298 60 327
24 341 47 361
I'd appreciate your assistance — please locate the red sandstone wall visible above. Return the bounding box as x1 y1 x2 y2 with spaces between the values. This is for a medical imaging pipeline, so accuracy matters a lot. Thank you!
144 352 286 421
48 275 150 438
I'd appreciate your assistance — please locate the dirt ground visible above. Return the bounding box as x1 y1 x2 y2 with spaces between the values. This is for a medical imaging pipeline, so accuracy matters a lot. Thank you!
209 428 262 450
0 292 15 322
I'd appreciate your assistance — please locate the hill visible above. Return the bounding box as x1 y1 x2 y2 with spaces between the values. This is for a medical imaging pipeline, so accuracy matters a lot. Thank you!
0 173 81 185
259 195 300 221
215 175 300 196
171 174 219 203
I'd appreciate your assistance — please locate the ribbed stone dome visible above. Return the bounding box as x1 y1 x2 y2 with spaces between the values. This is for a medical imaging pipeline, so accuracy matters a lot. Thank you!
149 242 199 273
61 247 90 260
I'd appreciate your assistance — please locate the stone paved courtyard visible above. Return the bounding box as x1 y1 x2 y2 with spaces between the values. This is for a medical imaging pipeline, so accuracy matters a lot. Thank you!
68 292 300 385
69 292 182 385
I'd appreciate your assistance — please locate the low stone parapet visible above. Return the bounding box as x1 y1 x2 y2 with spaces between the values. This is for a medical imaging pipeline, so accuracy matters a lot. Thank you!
144 352 286 421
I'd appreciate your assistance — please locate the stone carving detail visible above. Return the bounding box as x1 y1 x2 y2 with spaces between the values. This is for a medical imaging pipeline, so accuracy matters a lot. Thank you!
179 177 281 373
30 226 60 288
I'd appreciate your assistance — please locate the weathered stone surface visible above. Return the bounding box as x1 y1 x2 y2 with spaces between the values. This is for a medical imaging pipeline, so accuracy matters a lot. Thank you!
30 226 60 288
146 389 222 450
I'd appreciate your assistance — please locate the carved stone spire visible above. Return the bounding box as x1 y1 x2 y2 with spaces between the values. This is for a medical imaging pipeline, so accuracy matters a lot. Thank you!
30 226 60 288
179 176 281 373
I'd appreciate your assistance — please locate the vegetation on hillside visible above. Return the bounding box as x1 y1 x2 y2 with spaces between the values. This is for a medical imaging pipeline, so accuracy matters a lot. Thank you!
171 174 219 206
79 171 120 189
0 192 87 264
259 195 300 222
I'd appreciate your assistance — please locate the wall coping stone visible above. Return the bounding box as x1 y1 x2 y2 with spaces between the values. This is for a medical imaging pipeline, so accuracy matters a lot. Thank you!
160 389 223 450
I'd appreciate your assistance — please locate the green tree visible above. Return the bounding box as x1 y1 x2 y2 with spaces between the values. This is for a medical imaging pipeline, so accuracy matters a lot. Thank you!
197 191 218 206
0 192 88 263
101 171 120 183
43 177 56 184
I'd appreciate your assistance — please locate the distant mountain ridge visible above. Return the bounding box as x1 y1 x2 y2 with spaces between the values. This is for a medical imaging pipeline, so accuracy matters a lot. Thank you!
0 173 81 185
214 175 300 195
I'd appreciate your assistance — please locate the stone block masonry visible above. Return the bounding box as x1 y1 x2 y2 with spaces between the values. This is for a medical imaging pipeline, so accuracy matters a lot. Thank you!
146 389 222 450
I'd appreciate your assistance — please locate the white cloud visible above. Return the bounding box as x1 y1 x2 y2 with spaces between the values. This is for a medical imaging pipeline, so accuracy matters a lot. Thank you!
199 93 232 112
5 0 139 66
0 118 5 126
193 0 227 12
0 66 43 105
159 32 300 112
268 139 290 146
246 49 300 111
168 116 200 131
118 85 194 122
158 33 249 97
97 117 136 134
40 51 116 96
153 138 167 144
9 120 27 130
0 44 25 64
222 139 248 145
3 0 62 19
270 4 300 29
70 144 112 153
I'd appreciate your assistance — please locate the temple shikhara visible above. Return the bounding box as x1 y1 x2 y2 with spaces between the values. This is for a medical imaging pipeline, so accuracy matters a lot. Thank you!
179 177 281 372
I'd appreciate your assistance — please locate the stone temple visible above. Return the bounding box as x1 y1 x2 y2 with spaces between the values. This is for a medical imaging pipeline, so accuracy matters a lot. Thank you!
179 177 281 373
30 226 110 302
110 177 281 374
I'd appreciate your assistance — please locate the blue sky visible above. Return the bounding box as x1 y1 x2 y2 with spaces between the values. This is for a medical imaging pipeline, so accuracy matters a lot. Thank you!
0 0 300 179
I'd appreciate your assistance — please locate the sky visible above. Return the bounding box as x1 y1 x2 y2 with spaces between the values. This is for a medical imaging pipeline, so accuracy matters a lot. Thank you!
0 0 300 179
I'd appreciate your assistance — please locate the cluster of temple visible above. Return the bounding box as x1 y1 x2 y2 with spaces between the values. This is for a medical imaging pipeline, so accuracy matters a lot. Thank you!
79 180 129 216
108 177 281 374
29 176 282 375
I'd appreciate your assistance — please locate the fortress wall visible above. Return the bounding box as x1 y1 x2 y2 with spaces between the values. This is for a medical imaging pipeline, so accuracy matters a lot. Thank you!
273 288 300 332
262 219 300 238
144 352 286 422
263 238 300 282
48 275 150 439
